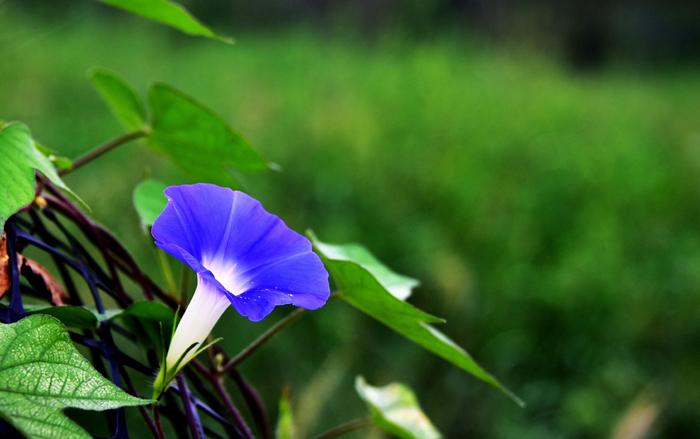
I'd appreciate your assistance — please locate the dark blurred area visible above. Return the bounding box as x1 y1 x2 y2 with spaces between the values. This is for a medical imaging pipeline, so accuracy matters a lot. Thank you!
23 0 700 67
2 0 700 438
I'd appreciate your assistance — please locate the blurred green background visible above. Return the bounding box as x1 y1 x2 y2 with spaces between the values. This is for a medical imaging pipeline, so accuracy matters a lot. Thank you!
2 1 700 437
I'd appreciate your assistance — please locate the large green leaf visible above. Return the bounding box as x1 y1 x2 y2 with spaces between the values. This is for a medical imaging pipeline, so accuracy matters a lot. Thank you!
311 234 523 406
0 315 152 439
148 83 268 185
0 123 83 230
89 68 147 131
355 376 441 439
133 179 167 227
97 0 231 42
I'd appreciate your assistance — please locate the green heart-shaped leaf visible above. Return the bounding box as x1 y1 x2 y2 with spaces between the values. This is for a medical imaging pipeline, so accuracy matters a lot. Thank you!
133 179 168 227
0 315 152 439
148 83 269 185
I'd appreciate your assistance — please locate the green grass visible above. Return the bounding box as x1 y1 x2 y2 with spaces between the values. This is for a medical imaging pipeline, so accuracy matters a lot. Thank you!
2 5 700 437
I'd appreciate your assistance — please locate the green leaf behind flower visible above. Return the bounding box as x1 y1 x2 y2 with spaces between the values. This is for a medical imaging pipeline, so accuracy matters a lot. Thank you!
0 315 152 439
112 300 175 350
356 376 441 439
148 83 269 186
310 233 523 406
133 179 168 227
89 68 147 131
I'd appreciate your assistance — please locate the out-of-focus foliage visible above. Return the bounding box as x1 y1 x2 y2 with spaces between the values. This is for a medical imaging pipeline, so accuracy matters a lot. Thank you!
89 68 147 131
133 179 167 227
276 389 295 439
2 5 700 437
356 376 441 439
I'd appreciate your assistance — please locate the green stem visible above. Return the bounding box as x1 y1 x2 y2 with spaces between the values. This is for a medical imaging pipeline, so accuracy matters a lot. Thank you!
218 308 307 374
61 129 148 175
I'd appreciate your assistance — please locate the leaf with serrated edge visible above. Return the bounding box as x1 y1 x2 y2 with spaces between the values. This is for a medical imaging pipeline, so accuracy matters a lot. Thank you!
133 179 168 227
0 315 151 438
98 0 231 42
148 83 268 186
89 68 147 131
310 233 523 406
0 122 85 230
356 376 441 439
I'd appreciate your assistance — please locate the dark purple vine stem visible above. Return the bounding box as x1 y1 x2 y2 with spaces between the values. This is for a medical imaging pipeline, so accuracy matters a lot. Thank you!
218 308 307 375
230 369 271 439
211 377 255 439
4 223 26 321
176 375 205 439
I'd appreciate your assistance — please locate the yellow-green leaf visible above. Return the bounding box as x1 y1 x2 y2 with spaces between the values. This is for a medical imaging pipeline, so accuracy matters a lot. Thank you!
356 376 441 439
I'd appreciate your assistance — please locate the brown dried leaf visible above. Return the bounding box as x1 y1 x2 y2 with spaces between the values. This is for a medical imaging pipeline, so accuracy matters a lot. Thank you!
21 258 69 305
1 232 68 304
0 233 9 299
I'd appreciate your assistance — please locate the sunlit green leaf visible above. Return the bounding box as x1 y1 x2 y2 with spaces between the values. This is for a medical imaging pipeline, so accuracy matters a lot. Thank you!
314 240 419 300
356 376 441 439
97 0 231 42
0 123 84 230
0 315 152 439
89 68 147 131
148 83 268 186
311 233 523 406
133 179 168 227
276 388 295 439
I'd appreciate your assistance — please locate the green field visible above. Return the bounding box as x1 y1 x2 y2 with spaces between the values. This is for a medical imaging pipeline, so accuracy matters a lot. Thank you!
2 5 700 437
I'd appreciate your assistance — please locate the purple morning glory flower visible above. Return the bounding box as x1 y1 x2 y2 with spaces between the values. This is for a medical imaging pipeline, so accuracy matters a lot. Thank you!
151 183 329 395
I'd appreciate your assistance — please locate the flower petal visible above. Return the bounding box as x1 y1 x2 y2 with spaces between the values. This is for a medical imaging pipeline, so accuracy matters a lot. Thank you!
152 183 330 321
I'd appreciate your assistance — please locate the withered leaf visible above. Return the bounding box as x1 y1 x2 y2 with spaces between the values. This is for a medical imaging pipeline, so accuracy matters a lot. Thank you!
0 233 9 298
20 258 69 305
0 232 68 305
